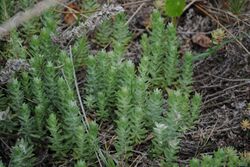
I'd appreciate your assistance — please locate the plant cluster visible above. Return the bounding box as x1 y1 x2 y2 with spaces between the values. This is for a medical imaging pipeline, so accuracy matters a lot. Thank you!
0 0 248 166
0 10 97 166
0 0 47 22
228 0 247 14
94 13 131 48
190 147 248 167
83 9 202 166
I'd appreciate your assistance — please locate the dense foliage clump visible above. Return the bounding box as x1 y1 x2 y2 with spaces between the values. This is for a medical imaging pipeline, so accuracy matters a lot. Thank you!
0 1 248 166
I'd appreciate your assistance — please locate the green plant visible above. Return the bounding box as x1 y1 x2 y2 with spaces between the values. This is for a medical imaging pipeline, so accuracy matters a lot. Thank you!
44 61 58 107
189 93 202 127
62 101 83 149
84 56 100 111
228 0 247 14
0 94 16 134
151 88 201 165
59 51 74 86
0 4 216 166
152 122 179 166
115 87 133 161
29 12 60 60
34 104 46 136
32 77 48 107
139 10 198 91
83 13 132 118
82 0 99 11
32 76 48 137
0 0 14 23
190 147 248 167
95 19 113 46
130 78 148 143
81 9 203 166
136 10 204 165
73 126 88 160
112 13 131 47
129 106 147 144
47 113 66 159
149 10 165 82
56 77 75 112
18 103 36 142
8 79 24 113
74 160 87 167
0 7 102 165
0 160 4 167
146 89 164 127
83 122 99 162
139 35 150 81
19 0 35 9
84 52 119 119
165 0 185 25
164 23 179 87
30 54 45 77
165 0 185 17
9 139 36 167
178 52 193 95
6 31 27 59
21 72 31 98
72 37 90 68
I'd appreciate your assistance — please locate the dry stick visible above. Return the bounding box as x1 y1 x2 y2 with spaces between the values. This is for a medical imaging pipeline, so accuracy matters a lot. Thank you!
69 46 89 129
69 46 105 167
53 4 124 47
0 137 11 150
122 0 153 7
195 4 250 56
207 6 250 27
125 3 145 25
0 0 67 39
183 0 202 13
204 82 250 104
203 72 250 82
200 120 218 149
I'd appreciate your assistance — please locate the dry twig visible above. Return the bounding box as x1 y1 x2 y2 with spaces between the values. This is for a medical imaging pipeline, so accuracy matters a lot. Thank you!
195 3 250 55
52 4 124 47
0 0 67 39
